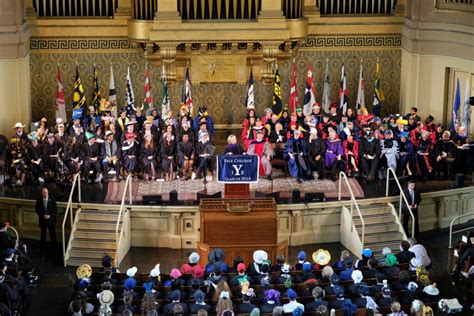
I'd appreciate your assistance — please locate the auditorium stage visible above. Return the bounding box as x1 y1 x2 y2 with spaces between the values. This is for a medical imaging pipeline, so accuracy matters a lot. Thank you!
0 174 471 205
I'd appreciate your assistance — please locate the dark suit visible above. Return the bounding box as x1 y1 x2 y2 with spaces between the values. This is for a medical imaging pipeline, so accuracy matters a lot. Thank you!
402 187 421 238
35 195 58 253
163 302 188 315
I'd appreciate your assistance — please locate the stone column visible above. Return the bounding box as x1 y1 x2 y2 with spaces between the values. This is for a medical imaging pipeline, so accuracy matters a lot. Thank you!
0 0 31 135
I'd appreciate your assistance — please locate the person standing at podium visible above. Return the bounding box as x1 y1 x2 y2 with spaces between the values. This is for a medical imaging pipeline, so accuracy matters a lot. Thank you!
223 134 244 155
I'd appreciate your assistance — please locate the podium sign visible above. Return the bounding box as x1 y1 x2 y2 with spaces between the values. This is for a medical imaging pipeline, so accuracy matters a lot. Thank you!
217 155 259 183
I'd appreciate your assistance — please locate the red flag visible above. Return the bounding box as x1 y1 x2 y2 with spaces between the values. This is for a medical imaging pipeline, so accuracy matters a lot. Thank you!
288 61 299 114
55 63 66 121
144 63 152 111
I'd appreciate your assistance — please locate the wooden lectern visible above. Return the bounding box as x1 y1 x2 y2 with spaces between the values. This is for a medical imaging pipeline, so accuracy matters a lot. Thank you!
198 198 288 266
224 183 250 198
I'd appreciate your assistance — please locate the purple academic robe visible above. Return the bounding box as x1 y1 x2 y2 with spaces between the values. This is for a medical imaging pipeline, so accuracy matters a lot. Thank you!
325 138 344 167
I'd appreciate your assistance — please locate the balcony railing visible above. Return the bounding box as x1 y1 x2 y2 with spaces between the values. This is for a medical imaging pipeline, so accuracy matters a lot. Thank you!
132 0 158 20
435 0 473 13
32 0 117 17
177 0 261 20
317 0 396 15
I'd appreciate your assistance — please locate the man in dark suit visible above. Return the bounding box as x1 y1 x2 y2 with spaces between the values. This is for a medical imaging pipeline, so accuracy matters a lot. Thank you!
164 290 188 315
35 187 58 256
402 180 421 238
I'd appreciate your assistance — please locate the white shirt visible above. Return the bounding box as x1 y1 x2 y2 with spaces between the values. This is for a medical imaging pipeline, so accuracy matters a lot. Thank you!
282 300 305 313
409 244 431 269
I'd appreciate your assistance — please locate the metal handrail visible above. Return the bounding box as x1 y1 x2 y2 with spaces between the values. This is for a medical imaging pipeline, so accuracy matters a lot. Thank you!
7 225 19 242
338 171 365 247
385 167 415 238
62 173 82 266
115 175 133 266
448 211 474 249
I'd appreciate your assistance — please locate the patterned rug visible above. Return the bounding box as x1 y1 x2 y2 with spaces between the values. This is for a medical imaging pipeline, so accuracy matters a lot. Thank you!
105 174 364 204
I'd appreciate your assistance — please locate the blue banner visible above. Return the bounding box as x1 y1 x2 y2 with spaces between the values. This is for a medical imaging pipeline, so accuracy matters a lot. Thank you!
217 155 259 183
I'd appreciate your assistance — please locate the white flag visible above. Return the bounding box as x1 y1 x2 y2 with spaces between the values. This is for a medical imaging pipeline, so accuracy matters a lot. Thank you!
109 63 117 118
125 66 135 114
462 78 471 132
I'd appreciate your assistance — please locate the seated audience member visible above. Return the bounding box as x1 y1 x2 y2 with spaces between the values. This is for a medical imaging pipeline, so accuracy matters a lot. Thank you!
260 289 281 313
141 282 159 314
294 251 306 271
346 270 367 295
338 257 354 281
116 292 136 314
80 132 102 183
282 289 304 313
123 277 140 299
0 222 16 251
391 270 411 291
160 133 176 181
343 129 359 177
247 250 268 277
140 133 159 181
285 129 309 183
355 248 373 268
195 132 215 180
324 273 341 295
299 262 316 282
230 263 252 286
388 301 407 316
205 248 229 274
306 287 328 311
215 291 234 316
180 252 203 276
190 290 211 314
416 131 433 179
398 131 415 176
362 257 380 279
237 288 257 314
410 299 433 316
408 238 431 270
355 286 379 313
396 240 415 264
164 290 188 315
378 286 395 308
101 130 120 182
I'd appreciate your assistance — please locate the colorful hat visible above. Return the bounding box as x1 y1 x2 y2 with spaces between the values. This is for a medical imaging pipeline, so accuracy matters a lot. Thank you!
237 263 246 272
287 288 297 300
124 277 136 290
423 284 439 296
27 132 38 142
150 264 160 278
312 249 331 266
85 131 95 140
302 262 312 272
296 107 303 113
297 251 306 263
362 248 373 258
13 122 25 129
351 270 363 283
76 264 92 279
170 268 182 279
396 118 408 125
143 282 154 294
281 263 291 274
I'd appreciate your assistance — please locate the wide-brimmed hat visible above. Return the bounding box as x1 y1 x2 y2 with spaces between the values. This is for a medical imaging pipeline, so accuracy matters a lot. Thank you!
105 130 114 137
423 284 439 296
76 264 92 279
253 250 268 264
312 249 331 266
13 122 25 129
99 290 114 305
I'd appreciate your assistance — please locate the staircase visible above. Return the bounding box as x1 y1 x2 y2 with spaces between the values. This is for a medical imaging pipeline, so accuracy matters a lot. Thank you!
354 203 406 253
65 208 130 267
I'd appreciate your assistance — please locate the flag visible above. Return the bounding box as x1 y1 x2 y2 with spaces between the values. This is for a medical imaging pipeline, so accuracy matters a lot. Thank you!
339 63 348 115
92 63 101 114
72 64 86 120
451 78 461 132
272 64 282 117
289 61 299 114
182 65 193 115
462 78 471 133
125 66 135 115
55 63 66 121
322 60 330 113
356 60 365 112
144 62 153 111
161 64 170 120
109 63 117 118
245 66 255 109
372 61 385 116
303 65 316 116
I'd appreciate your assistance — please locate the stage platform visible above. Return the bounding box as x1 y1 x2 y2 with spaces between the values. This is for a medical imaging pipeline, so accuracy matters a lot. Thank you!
0 173 472 205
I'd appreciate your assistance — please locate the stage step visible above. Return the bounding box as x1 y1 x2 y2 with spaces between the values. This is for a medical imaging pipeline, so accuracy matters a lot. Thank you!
355 223 400 235
65 208 124 267
353 213 395 225
365 241 401 254
358 204 393 216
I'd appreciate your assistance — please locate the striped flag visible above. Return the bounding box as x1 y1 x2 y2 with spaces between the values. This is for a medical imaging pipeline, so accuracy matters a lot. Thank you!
339 63 348 115
161 64 170 120
322 60 330 113
182 65 193 115
144 62 153 111
92 63 101 114
289 61 299 114
452 78 461 132
109 63 117 118
125 66 135 116
271 64 283 117
356 60 365 112
55 63 66 121
462 78 471 133
72 64 86 120
372 61 385 116
303 65 316 116
245 66 255 109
